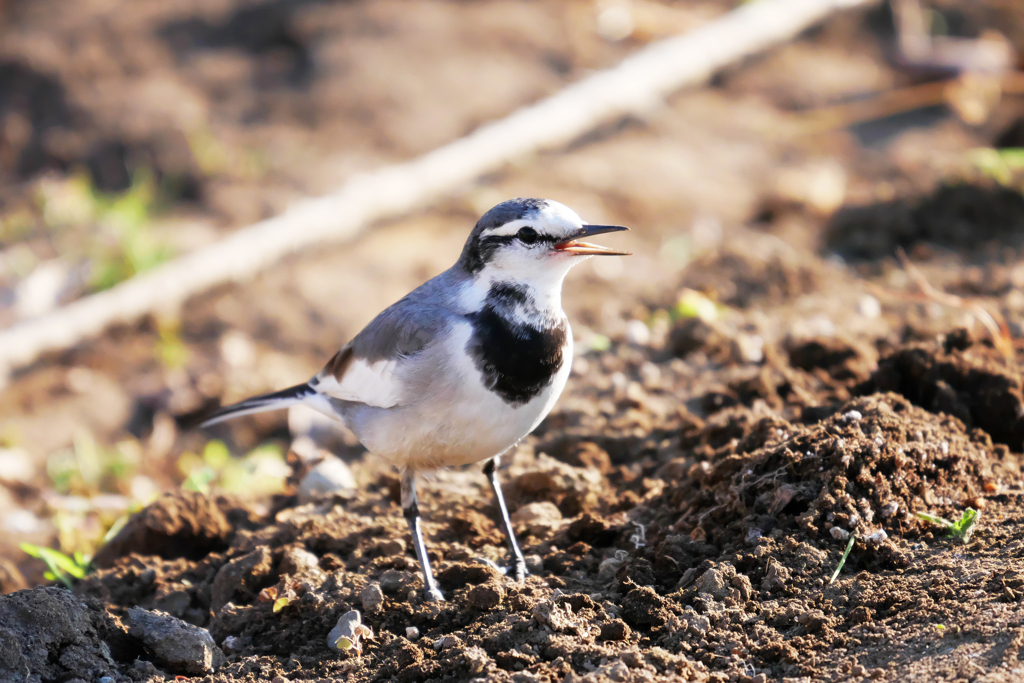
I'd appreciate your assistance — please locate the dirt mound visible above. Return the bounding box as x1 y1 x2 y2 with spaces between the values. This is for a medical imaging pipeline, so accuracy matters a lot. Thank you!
827 184 1024 261
860 331 1024 451
93 491 241 568
0 587 136 683
652 393 992 568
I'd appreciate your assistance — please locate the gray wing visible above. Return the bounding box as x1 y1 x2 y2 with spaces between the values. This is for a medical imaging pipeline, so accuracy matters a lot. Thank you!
308 274 456 408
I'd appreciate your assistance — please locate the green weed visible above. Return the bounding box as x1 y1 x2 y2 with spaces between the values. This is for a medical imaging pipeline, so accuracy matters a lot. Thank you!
20 543 90 588
88 170 172 291
915 508 980 542
35 169 173 292
47 431 141 496
41 431 151 560
675 288 721 322
155 316 191 370
829 533 856 584
178 440 289 498
968 147 1024 188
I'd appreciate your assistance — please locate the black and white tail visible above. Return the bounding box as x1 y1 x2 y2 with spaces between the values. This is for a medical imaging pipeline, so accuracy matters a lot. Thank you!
200 383 316 427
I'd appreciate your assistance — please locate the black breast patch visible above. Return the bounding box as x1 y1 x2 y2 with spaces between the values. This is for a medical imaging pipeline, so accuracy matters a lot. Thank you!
465 288 568 406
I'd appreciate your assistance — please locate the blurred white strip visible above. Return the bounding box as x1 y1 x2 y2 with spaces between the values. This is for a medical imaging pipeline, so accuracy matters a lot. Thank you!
0 0 870 379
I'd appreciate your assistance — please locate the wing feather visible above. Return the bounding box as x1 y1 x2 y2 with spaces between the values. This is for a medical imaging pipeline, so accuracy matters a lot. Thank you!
309 274 452 409
312 347 404 408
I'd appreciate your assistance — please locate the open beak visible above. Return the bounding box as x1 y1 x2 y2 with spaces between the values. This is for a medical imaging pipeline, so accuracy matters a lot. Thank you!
554 224 631 256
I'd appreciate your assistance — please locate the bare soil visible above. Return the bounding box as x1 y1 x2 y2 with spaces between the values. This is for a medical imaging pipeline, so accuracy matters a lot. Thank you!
12 329 1024 682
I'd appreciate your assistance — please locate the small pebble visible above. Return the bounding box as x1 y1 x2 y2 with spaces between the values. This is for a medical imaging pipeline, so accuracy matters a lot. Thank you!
599 620 630 641
222 635 248 653
360 583 384 613
830 527 850 541
841 410 862 423
864 530 888 544
380 569 412 592
298 456 356 502
733 332 764 364
377 539 406 556
125 606 225 675
625 319 650 345
0 448 34 483
857 294 881 319
327 610 373 654
406 626 421 640
434 635 460 651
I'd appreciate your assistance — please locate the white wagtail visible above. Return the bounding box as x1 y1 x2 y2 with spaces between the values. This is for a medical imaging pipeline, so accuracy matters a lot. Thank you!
201 198 629 600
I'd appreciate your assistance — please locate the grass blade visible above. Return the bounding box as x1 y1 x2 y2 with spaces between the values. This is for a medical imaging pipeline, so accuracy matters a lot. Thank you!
915 511 953 528
829 534 856 585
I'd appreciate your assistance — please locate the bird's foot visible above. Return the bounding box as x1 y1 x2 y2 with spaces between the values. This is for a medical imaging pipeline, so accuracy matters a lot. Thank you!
473 556 529 582
509 559 529 583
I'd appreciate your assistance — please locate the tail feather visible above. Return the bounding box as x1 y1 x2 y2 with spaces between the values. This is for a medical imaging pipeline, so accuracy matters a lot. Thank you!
200 383 315 427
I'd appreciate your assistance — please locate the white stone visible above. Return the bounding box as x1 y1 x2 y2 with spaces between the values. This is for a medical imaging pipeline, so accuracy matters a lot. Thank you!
328 610 373 654
864 529 888 544
0 448 34 484
625 319 650 346
857 294 881 319
298 456 356 502
360 583 384 613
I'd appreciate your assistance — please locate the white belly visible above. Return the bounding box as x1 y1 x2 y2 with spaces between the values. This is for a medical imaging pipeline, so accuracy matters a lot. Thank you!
345 321 572 471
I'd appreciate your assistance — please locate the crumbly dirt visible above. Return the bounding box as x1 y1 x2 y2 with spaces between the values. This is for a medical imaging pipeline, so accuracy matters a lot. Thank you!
6 1 1024 682
7 333 1022 683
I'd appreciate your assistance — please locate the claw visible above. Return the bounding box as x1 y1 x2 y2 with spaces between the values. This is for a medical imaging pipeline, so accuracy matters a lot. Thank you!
511 560 529 583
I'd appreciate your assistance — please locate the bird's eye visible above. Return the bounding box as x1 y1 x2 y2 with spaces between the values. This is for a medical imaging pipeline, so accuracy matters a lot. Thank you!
517 226 539 244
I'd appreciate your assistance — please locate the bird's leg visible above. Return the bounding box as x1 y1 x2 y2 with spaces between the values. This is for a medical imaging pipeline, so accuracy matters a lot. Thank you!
401 469 444 602
484 456 528 582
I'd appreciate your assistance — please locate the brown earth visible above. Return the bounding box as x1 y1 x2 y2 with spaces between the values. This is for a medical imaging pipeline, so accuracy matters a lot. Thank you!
6 330 1024 682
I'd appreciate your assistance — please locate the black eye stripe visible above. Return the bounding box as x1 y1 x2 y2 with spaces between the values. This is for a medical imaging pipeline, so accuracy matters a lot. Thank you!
479 231 559 244
469 229 561 268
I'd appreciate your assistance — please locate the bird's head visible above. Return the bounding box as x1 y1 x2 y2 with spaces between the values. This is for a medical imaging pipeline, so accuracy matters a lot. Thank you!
458 198 629 284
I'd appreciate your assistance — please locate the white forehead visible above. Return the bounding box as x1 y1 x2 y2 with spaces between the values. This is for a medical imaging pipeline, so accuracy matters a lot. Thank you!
482 200 584 237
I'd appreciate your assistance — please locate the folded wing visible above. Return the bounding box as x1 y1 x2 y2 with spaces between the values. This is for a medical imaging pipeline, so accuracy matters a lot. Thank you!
311 347 405 408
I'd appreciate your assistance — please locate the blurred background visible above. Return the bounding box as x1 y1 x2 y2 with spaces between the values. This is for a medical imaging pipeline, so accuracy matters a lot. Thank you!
2 0 1024 589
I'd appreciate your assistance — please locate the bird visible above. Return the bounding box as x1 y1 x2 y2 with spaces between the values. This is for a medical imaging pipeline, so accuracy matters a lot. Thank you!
200 198 629 601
